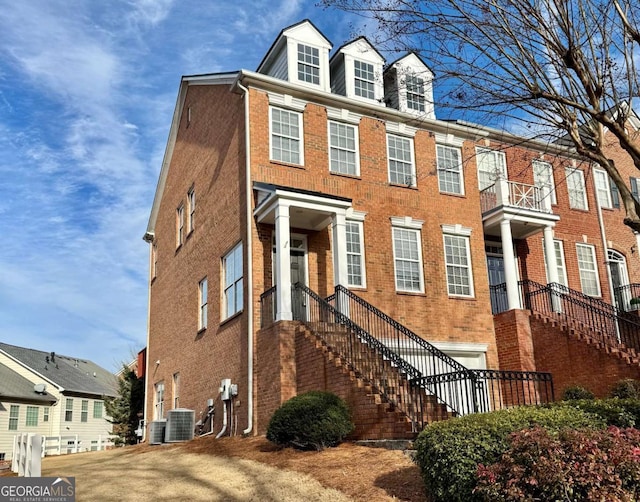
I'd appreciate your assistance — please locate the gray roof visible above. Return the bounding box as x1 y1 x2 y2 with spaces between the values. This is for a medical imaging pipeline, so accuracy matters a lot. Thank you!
0 343 118 398
0 365 57 403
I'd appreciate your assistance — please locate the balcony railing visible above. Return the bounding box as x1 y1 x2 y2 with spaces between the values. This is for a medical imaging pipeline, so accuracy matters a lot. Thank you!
480 179 551 214
614 283 640 312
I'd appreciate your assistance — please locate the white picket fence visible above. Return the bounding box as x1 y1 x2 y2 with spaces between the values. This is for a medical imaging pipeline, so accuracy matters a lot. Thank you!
11 433 118 477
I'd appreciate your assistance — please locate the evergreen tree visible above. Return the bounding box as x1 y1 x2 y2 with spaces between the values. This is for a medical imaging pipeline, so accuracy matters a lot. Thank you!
105 364 145 445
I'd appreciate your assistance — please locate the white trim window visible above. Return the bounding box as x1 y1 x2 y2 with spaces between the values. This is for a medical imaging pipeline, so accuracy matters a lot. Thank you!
297 43 320 85
476 147 507 190
437 144 464 195
93 402 103 419
328 121 359 176
65 398 73 422
270 107 303 165
223 243 243 319
443 233 474 297
8 405 19 430
173 372 180 409
392 226 424 293
566 168 588 210
576 243 601 296
387 134 416 186
346 221 366 287
152 242 158 279
543 239 568 286
81 400 88 423
154 381 165 420
43 406 50 422
354 60 375 99
26 406 38 427
176 204 184 247
406 75 425 112
533 160 557 205
198 277 208 330
187 187 196 233
594 169 612 208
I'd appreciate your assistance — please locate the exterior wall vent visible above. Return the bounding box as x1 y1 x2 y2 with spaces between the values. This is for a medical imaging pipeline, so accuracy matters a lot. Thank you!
165 409 195 442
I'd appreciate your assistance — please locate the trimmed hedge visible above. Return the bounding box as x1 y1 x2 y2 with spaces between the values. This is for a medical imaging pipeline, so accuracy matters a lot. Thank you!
266 391 354 451
414 406 605 502
562 385 595 401
549 398 640 428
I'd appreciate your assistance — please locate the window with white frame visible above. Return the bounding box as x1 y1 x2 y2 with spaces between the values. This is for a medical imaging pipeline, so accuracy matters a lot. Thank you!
443 232 474 297
576 243 601 296
533 160 557 205
406 75 425 112
297 43 320 85
392 226 424 293
176 204 184 247
223 243 243 319
543 239 568 286
566 168 588 210
346 221 366 287
329 121 359 175
93 401 103 419
198 277 208 330
173 372 180 409
354 60 375 99
26 406 38 427
154 381 165 419
8 406 18 430
594 169 612 208
437 144 464 195
387 134 415 186
187 187 196 233
476 147 507 190
152 242 158 279
81 400 88 423
65 398 73 422
270 107 303 165
43 407 50 422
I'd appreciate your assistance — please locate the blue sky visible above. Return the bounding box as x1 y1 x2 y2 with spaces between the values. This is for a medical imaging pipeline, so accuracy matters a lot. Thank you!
0 1 368 371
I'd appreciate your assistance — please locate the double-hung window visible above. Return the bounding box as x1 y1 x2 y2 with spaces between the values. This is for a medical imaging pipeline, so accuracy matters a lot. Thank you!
43 407 50 422
543 239 568 286
65 398 73 422
594 169 612 208
476 148 507 190
187 188 196 233
437 144 464 195
346 221 366 287
533 160 556 205
152 242 158 279
576 244 601 296
173 372 180 409
354 60 375 99
26 406 38 427
392 221 424 293
198 277 208 330
176 205 184 247
406 75 425 112
93 402 103 419
297 44 320 85
81 400 88 423
223 243 243 319
155 382 165 420
443 229 474 297
387 134 415 186
329 121 359 176
566 168 588 210
8 406 18 430
270 107 303 165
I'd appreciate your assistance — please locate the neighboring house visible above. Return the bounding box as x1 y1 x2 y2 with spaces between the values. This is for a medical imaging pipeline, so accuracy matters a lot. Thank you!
0 343 118 459
143 19 640 439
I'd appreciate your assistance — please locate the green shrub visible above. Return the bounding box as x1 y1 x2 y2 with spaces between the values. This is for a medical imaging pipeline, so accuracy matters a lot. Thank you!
266 391 354 450
475 426 640 501
562 385 595 401
414 406 604 502
610 379 640 399
550 398 640 428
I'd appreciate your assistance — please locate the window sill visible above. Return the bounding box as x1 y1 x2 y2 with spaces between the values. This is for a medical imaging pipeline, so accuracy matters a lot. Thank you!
439 191 466 198
220 310 243 327
175 244 183 255
389 183 418 190
330 172 361 180
568 207 590 212
187 229 195 240
396 290 426 297
448 295 476 301
197 327 207 335
270 160 305 170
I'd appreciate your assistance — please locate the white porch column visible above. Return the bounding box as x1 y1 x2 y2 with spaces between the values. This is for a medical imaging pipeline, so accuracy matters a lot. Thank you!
543 225 562 312
500 218 521 310
275 202 292 321
332 211 348 288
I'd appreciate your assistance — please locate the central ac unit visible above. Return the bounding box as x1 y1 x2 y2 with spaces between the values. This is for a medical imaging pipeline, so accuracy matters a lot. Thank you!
165 409 195 442
148 419 166 445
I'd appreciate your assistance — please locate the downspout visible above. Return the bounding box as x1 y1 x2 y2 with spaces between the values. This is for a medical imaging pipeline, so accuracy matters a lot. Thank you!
142 233 154 441
237 79 254 435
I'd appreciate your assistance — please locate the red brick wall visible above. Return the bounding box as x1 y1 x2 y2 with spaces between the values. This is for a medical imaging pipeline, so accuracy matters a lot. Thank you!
493 310 536 371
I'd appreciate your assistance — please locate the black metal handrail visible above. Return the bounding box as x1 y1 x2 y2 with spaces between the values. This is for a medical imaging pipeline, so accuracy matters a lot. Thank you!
260 286 277 328
614 283 640 311
489 283 508 315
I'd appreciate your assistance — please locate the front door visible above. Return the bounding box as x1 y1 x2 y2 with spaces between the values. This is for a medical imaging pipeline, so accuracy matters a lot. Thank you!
608 249 630 310
272 233 308 319
487 253 507 314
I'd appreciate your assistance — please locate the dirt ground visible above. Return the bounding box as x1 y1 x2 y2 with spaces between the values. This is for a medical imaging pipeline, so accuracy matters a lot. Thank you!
35 436 426 501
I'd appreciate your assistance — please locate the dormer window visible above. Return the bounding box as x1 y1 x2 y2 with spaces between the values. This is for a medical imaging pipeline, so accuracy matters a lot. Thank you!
297 44 320 85
406 75 425 112
354 60 375 99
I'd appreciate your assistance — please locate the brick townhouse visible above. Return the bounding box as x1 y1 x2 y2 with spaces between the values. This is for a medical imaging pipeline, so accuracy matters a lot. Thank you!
143 20 640 439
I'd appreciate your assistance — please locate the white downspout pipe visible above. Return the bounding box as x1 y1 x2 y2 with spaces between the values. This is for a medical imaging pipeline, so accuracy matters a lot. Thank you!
237 80 254 435
198 405 216 437
215 401 228 439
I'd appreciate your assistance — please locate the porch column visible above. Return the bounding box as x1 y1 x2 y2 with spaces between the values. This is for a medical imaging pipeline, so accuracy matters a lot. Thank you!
275 202 292 321
543 225 562 312
332 211 348 287
500 218 521 310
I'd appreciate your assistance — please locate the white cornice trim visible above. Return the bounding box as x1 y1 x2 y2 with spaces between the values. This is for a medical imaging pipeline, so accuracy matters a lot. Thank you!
391 216 424 229
441 223 472 236
326 106 363 124
434 132 465 147
346 208 367 221
268 92 307 112
386 121 418 137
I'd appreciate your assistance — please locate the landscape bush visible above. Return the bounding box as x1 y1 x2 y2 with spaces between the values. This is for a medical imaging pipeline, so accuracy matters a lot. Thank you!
610 379 640 399
414 405 604 502
266 391 354 451
475 426 640 501
549 398 640 428
562 385 595 401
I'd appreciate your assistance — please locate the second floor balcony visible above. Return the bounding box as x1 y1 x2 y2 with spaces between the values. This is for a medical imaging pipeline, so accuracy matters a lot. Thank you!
480 178 559 239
